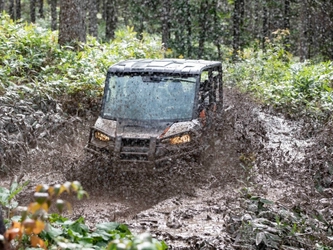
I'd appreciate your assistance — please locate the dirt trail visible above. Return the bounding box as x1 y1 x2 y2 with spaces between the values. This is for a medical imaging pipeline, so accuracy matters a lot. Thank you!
68 87 332 249
1 87 332 249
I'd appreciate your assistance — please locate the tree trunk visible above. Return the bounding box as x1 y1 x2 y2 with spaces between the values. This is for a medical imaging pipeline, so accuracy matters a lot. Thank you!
232 0 244 60
185 0 192 57
9 0 15 19
212 0 221 60
198 0 209 58
161 0 170 50
50 0 57 30
0 0 5 13
262 0 268 51
284 0 290 31
16 0 21 19
58 0 86 46
105 0 117 41
30 0 36 22
38 0 44 18
283 0 290 48
299 0 309 61
88 0 98 37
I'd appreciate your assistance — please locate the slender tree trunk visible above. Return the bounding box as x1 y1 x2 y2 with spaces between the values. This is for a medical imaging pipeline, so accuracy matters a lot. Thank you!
9 0 15 19
102 0 106 21
299 0 309 61
38 0 44 18
105 0 117 41
96 0 101 13
136 1 145 40
283 0 290 48
0 0 5 13
232 0 244 60
198 0 209 58
262 0 268 51
284 0 290 31
50 0 57 30
185 0 192 57
88 0 98 37
16 0 21 19
30 0 36 22
58 0 86 45
212 0 221 60
161 0 170 50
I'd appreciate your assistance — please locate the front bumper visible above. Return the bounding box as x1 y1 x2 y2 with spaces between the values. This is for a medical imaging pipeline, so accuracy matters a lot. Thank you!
85 134 200 165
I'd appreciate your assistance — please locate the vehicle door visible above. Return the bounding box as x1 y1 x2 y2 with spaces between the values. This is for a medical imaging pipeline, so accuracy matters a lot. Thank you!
198 66 222 128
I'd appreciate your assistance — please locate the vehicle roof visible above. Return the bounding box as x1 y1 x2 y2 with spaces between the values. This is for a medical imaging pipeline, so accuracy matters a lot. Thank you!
108 59 221 75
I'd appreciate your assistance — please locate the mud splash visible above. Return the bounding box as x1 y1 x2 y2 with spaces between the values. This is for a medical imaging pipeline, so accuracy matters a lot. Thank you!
1 87 332 249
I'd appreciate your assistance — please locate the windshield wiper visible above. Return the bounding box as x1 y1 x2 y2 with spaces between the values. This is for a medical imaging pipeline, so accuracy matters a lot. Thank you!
161 78 196 83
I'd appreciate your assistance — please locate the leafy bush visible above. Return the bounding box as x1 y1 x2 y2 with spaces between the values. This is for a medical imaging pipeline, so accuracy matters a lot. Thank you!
227 190 333 249
224 29 333 121
1 181 167 249
0 13 164 115
0 179 29 218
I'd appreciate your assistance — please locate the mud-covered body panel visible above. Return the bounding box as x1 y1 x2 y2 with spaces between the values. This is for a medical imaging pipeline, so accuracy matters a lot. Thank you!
86 117 202 163
85 59 223 166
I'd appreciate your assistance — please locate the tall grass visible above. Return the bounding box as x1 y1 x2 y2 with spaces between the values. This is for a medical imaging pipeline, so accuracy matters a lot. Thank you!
0 13 163 107
224 30 333 121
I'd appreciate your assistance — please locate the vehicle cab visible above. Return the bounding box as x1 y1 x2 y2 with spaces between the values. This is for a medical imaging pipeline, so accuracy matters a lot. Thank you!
86 59 223 167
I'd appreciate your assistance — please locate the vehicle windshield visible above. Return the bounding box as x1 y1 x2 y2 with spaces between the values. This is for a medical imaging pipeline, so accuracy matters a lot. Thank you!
102 74 197 121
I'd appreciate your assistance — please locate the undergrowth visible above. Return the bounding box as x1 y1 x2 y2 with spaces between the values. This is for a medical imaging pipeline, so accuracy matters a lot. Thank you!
0 13 163 115
224 29 333 121
0 181 167 249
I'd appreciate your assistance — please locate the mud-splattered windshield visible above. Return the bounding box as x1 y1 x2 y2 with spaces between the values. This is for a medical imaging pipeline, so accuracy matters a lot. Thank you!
102 75 197 121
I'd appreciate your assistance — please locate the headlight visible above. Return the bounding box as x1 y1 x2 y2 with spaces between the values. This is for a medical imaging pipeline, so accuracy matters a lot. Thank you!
169 134 191 145
94 131 110 142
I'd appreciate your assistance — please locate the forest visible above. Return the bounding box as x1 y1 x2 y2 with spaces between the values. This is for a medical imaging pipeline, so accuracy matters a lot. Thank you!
1 0 333 61
0 0 333 249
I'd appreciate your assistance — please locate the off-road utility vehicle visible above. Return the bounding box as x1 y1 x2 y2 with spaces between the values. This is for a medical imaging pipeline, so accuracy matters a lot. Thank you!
86 59 222 168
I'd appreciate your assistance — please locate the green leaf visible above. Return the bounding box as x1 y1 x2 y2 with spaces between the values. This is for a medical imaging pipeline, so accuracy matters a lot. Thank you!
46 223 63 239
96 222 121 232
259 198 274 204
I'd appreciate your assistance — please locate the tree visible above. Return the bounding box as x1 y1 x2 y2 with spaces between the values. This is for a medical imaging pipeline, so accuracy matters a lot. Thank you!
49 0 57 30
283 0 290 48
232 0 244 59
38 0 44 18
198 0 210 58
161 0 171 51
0 0 4 13
58 0 86 46
30 0 36 22
105 0 117 41
88 0 98 37
16 0 20 19
9 0 14 19
299 0 309 61
8 0 20 20
262 0 268 50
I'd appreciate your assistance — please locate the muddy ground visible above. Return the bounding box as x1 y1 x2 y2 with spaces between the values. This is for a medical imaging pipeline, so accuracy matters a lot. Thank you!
1 87 332 249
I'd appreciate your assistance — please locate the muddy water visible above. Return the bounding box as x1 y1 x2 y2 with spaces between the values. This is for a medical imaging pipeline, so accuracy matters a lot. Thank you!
1 88 332 249
68 88 325 249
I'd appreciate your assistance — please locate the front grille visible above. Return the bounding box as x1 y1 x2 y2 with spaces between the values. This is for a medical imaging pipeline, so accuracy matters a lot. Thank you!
119 138 152 161
122 138 150 148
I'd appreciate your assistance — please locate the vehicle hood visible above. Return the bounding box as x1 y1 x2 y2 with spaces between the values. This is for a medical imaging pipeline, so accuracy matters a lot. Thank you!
93 117 200 139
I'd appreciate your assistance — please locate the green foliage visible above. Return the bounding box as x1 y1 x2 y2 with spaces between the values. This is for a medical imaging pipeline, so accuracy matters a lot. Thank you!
231 191 333 249
0 181 29 216
0 13 163 113
42 215 167 250
2 181 167 249
224 29 333 121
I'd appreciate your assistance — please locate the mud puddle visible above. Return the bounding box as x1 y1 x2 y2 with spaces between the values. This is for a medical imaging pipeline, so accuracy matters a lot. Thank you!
1 87 332 249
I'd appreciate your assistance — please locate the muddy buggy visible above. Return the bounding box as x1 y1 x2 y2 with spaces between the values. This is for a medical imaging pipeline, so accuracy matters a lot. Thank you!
85 59 223 169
